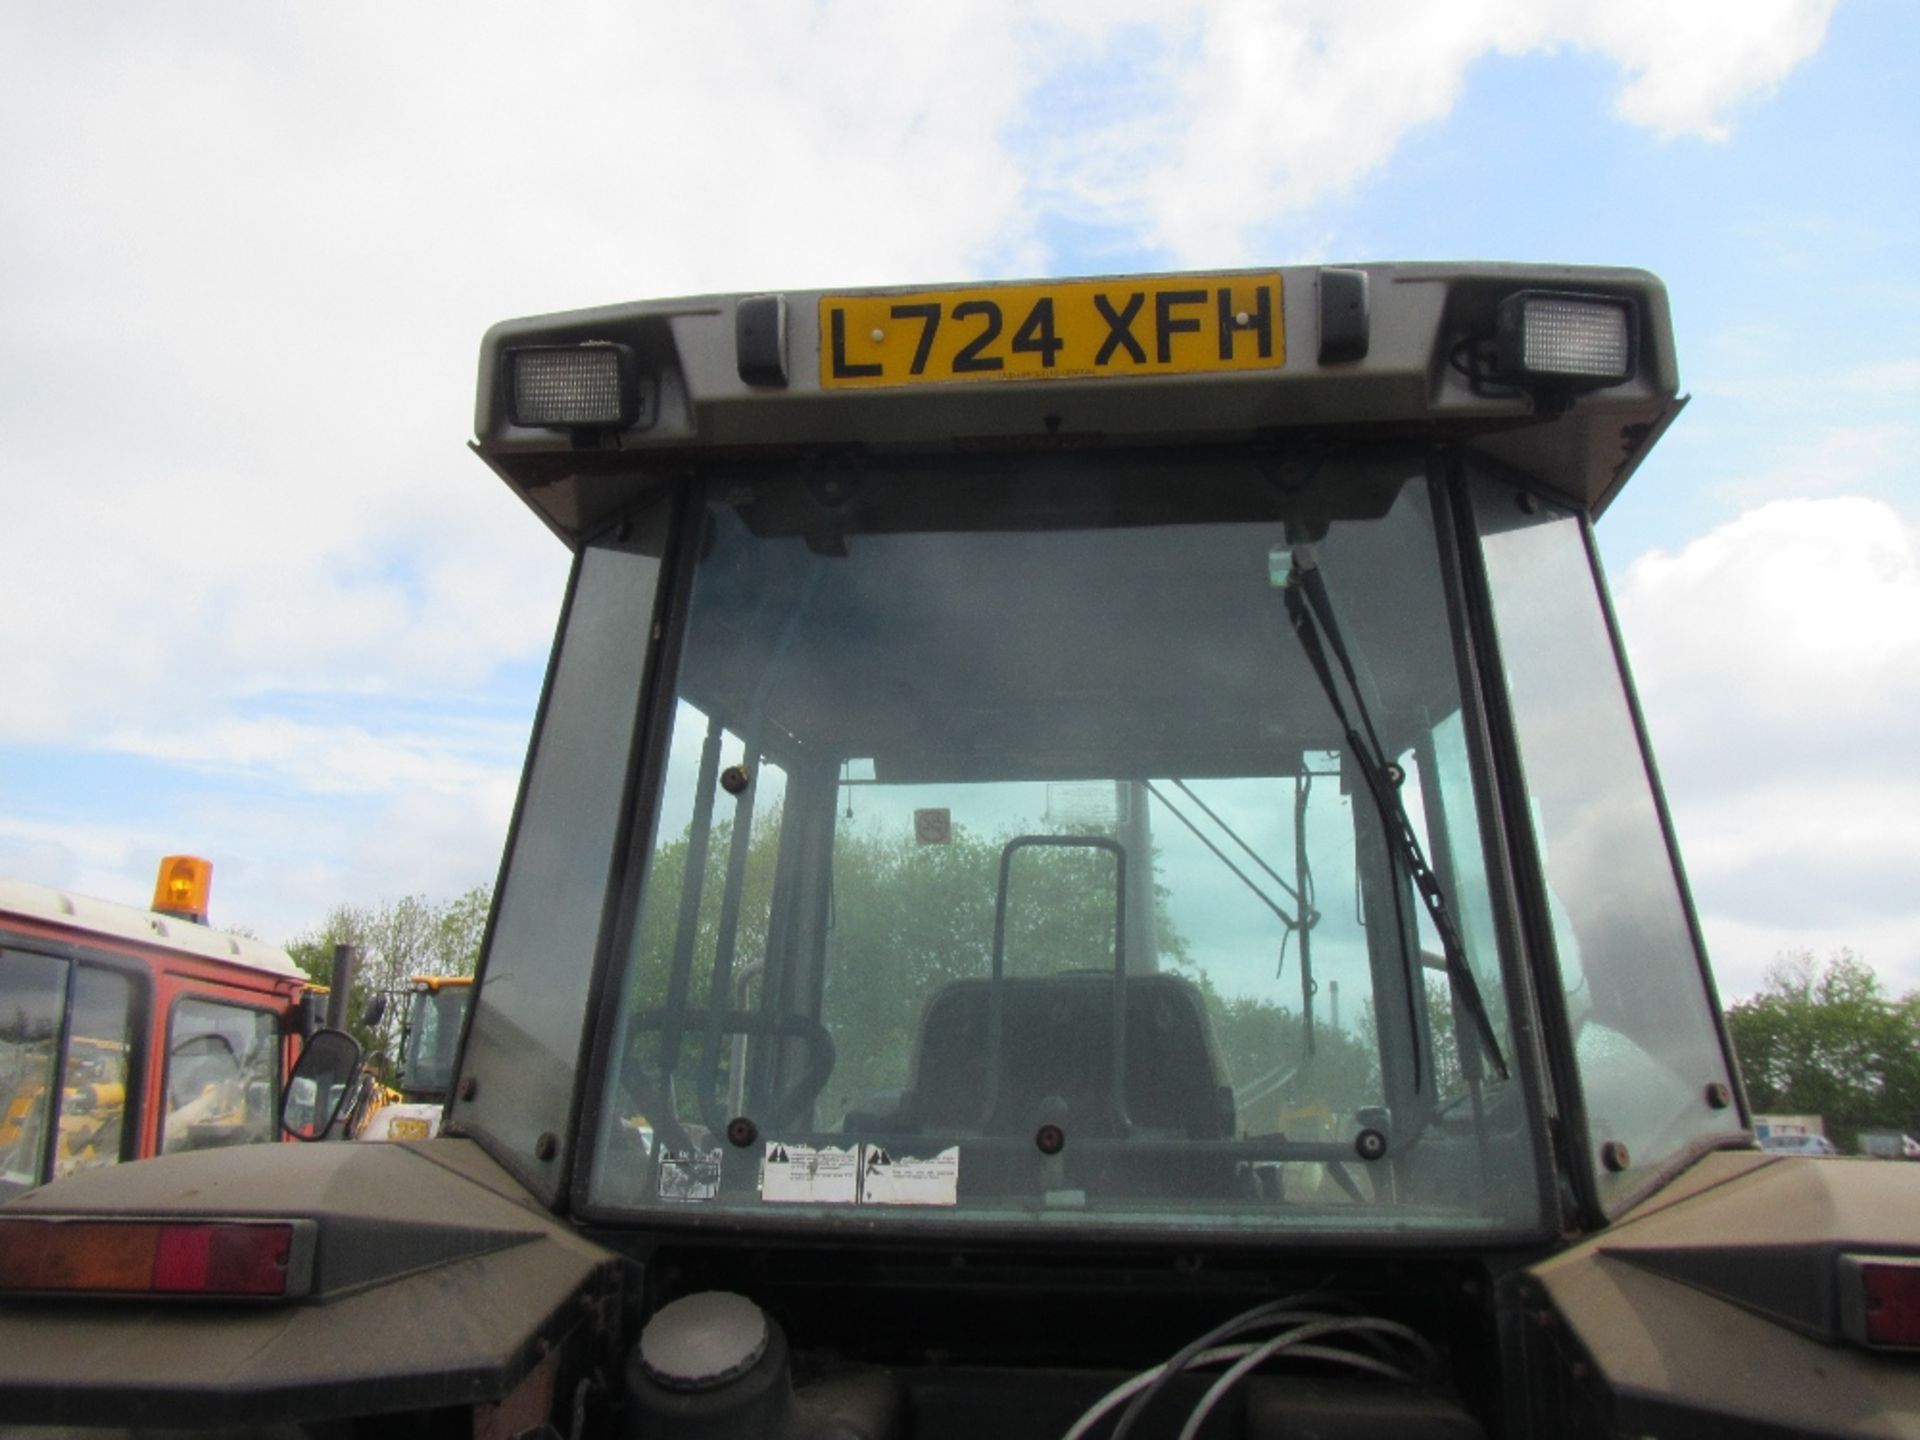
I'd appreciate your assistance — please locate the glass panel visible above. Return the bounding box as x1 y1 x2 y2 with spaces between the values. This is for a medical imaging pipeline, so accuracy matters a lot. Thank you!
590 457 1539 1235
53 967 137 1180
0 951 68 1196
451 504 671 1202
400 985 470 1101
161 998 278 1154
1470 473 1742 1205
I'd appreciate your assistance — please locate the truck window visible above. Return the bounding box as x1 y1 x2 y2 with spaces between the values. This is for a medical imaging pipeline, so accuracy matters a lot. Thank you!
1 955 142 1192
160 997 278 1154
0 951 67 1197
51 966 137 1181
400 985 473 1101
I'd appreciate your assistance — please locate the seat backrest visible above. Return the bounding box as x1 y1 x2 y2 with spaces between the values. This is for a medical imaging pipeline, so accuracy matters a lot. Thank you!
905 972 1232 1139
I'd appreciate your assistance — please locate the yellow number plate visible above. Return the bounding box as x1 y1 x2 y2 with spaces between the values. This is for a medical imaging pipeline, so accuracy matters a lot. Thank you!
819 273 1283 389
387 1116 431 1141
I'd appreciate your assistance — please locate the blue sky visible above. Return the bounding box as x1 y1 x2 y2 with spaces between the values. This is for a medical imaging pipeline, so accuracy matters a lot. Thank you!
0 0 1913 1000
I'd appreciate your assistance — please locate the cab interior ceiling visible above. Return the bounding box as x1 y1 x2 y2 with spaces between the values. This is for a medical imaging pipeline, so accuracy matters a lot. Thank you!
674 453 1457 785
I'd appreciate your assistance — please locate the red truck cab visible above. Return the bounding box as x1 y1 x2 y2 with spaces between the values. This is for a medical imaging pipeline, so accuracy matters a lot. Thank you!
0 858 314 1197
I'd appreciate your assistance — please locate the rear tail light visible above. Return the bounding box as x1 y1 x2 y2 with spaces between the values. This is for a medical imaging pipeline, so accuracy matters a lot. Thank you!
1840 1255 1920 1350
0 1218 314 1300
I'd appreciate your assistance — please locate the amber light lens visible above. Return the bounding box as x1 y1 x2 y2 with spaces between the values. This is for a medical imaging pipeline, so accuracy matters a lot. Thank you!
150 854 213 921
0 1219 292 1297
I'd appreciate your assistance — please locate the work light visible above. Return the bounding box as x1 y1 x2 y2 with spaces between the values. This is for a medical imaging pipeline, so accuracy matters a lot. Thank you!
508 342 638 428
1494 291 1635 388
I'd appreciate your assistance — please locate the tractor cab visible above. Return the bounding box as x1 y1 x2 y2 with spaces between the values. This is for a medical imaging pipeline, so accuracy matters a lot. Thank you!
4 266 1914 1439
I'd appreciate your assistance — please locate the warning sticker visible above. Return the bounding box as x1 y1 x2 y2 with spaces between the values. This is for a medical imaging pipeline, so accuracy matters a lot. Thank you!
861 1145 960 1207
657 1146 723 1203
760 1143 860 1204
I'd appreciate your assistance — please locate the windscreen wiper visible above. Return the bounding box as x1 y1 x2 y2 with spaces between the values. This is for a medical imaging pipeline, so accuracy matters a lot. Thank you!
1279 544 1510 1084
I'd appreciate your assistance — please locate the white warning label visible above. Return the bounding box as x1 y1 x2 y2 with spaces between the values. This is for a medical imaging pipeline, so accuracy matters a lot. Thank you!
760 1142 861 1204
860 1145 960 1207
656 1146 722 1203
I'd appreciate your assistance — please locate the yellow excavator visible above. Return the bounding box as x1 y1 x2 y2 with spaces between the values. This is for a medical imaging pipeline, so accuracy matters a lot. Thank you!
344 975 473 1142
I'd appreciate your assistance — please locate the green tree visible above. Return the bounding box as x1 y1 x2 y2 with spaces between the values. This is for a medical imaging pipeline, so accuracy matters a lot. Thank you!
288 887 491 1061
1204 988 1381 1137
618 805 1399 1141
619 807 1190 1124
820 822 1209 1124
1726 949 1920 1150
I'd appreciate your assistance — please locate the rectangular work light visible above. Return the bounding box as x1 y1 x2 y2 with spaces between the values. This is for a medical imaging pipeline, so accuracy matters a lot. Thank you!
1494 291 1635 387
508 341 639 429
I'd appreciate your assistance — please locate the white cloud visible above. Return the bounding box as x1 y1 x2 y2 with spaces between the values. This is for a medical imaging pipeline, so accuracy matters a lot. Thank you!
1700 913 1920 1006
0 773 519 949
1846 359 1920 398
1695 351 1920 411
0 2 1841 749
100 715 527 799
1616 496 1920 994
1581 0 1836 141
1025 0 1839 263
1710 424 1910 513
1621 497 1920 757
0 2 1843 938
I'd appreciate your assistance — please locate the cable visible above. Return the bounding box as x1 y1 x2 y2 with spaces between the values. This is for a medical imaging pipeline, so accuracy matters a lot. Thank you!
569 1377 593 1440
1062 1344 1258 1440
1108 1295 1333 1440
1176 1316 1434 1440
1277 1343 1416 1384
1062 1326 1423 1440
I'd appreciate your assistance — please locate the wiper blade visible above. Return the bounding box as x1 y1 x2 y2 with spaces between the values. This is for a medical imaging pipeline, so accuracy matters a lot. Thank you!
1280 546 1510 1084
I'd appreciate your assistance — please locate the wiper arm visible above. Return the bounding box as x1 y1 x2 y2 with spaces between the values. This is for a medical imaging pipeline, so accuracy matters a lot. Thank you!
1143 781 1309 934
1145 778 1322 1050
1280 545 1510 1084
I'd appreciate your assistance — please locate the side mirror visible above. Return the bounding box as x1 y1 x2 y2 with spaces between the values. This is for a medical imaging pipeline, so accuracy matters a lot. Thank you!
282 1029 364 1141
361 993 389 1029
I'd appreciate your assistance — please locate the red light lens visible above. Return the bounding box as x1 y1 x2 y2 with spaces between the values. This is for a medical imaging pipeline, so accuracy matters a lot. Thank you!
150 1224 214 1291
0 1218 292 1297
1861 1261 1920 1348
